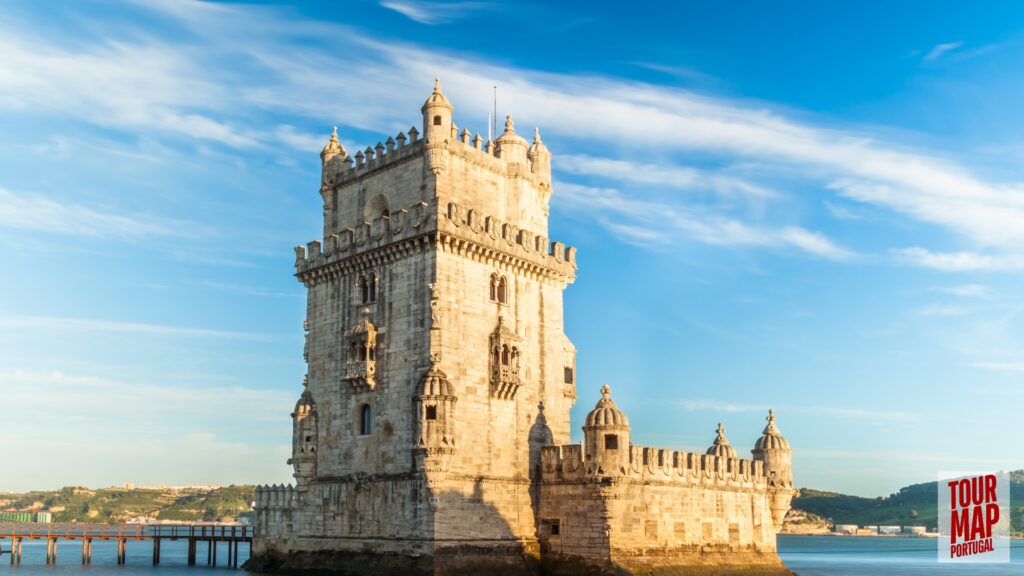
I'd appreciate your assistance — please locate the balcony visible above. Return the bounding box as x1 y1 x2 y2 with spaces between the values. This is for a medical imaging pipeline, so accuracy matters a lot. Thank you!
490 364 520 400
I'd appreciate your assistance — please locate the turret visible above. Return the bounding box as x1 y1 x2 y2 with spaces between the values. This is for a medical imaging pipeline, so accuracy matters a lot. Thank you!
320 126 350 184
705 422 737 459
288 381 318 488
527 127 551 186
414 357 458 478
751 409 792 485
421 78 453 144
582 385 630 475
751 409 794 530
495 115 529 166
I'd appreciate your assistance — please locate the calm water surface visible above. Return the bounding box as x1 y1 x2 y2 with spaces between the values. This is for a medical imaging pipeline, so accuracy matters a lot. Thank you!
779 534 1024 575
4 535 1024 575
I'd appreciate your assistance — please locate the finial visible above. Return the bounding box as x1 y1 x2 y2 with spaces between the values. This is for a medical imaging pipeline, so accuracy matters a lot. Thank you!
533 127 542 143
330 126 338 141
717 422 725 436
505 115 515 132
429 352 441 366
767 408 775 422
434 78 441 93
600 384 611 399
361 306 371 319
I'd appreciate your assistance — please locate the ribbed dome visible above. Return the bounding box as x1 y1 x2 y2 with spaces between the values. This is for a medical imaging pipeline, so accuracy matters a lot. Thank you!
418 364 455 398
495 115 528 146
320 126 345 161
706 423 737 458
527 127 549 157
293 388 316 414
421 78 452 112
754 409 791 451
584 385 629 428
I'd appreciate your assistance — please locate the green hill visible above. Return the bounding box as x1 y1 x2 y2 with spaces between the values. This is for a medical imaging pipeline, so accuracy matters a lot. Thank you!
0 485 255 523
792 470 1024 532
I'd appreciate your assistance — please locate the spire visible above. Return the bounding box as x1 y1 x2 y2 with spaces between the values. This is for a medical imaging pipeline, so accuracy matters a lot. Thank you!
600 384 611 400
533 127 542 144
753 408 791 452
763 408 779 434
421 77 452 112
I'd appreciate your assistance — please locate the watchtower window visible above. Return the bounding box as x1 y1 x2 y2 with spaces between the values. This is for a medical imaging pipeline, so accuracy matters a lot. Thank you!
368 273 378 303
304 435 313 442
564 367 574 384
489 274 498 302
605 434 619 450
359 276 369 304
501 345 510 366
433 115 442 126
425 406 437 420
497 276 507 304
359 404 372 436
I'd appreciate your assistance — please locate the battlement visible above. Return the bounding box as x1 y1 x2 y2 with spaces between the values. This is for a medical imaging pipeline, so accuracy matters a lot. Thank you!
322 127 425 188
254 484 296 510
440 201 576 279
541 443 768 488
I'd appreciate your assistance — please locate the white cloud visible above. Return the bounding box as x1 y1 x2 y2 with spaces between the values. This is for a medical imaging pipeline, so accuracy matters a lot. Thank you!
917 303 969 317
893 247 1024 271
970 362 1024 372
678 399 769 413
379 1 492 25
0 187 205 239
938 284 992 298
0 315 273 340
924 41 965 62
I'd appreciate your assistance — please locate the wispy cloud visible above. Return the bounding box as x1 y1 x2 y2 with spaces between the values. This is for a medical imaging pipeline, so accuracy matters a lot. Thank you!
379 1 493 24
970 361 1024 373
938 284 992 298
678 399 769 413
893 247 1024 271
923 41 965 62
0 187 204 239
0 315 273 340
557 182 855 260
917 303 969 318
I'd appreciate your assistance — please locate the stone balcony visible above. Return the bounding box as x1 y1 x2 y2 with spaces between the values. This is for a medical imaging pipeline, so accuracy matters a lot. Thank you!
490 364 520 400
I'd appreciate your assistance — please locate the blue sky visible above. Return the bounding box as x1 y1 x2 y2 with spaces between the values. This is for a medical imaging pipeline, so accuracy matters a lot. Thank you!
1 1 1023 497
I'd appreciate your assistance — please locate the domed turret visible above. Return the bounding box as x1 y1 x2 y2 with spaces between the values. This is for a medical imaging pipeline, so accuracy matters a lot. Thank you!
422 78 453 144
289 383 318 486
752 409 792 486
495 115 529 165
320 126 345 162
583 385 630 475
706 422 737 459
320 126 350 185
527 127 551 186
415 357 458 470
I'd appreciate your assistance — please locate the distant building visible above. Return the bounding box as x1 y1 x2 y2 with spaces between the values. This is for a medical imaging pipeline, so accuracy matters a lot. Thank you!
858 526 879 535
879 525 901 534
834 524 858 534
34 512 52 523
1 512 33 523
903 526 926 535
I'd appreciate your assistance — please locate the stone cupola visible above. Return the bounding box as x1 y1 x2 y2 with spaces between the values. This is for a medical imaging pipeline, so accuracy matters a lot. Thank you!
706 422 738 459
495 115 529 165
751 409 793 485
527 127 552 186
288 381 318 488
583 384 630 475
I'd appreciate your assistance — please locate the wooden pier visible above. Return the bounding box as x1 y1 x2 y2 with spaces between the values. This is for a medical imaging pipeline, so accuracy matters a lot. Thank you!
0 523 252 567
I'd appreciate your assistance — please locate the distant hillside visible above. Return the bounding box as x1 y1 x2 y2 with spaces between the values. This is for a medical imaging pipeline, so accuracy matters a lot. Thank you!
792 470 1024 532
0 485 255 523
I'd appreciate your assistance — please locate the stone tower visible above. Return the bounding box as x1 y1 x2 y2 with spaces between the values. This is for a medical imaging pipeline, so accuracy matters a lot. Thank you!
255 79 578 573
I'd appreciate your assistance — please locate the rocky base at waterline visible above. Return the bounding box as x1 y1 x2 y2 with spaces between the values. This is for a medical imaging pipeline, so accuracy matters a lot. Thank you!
243 549 794 576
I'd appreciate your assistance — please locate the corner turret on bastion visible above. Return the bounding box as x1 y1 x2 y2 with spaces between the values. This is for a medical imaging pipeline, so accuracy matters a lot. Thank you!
251 80 795 576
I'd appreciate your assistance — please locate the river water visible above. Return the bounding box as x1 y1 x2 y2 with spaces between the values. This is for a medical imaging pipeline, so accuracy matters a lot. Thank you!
3 535 1023 575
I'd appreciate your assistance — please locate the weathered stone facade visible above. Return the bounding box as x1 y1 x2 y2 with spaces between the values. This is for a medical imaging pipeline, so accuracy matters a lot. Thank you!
251 81 795 576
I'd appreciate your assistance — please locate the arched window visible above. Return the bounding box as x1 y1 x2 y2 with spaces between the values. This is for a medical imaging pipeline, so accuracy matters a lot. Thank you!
497 276 507 304
489 274 497 302
433 115 442 126
501 345 510 366
368 273 378 303
359 276 369 304
491 346 500 367
359 404 372 436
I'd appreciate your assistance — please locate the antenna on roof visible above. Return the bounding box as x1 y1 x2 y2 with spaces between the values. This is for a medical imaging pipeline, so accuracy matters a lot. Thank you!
492 85 498 141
